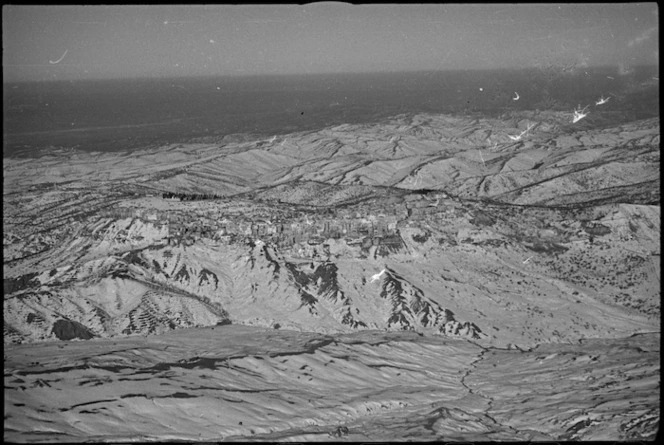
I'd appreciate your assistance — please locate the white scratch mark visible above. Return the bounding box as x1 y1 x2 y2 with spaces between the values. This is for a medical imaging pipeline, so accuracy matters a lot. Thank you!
507 122 534 141
49 49 68 65
370 269 386 283
595 95 610 106
572 105 589 123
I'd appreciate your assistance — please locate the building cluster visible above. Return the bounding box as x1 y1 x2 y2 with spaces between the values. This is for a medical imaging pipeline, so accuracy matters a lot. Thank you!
165 214 401 248
162 192 223 201
96 191 464 248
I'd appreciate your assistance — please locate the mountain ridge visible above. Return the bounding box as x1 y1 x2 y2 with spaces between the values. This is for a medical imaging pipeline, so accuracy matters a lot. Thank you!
3 110 659 348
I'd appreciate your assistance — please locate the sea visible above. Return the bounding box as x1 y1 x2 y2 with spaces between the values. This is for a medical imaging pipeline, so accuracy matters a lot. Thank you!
3 66 659 158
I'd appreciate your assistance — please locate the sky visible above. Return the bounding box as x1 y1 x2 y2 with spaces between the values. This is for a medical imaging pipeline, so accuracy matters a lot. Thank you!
2 3 659 82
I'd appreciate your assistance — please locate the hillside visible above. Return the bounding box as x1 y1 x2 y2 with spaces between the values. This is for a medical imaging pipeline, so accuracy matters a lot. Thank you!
3 107 660 441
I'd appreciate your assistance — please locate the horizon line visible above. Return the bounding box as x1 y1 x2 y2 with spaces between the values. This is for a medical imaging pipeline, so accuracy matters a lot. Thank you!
3 64 659 85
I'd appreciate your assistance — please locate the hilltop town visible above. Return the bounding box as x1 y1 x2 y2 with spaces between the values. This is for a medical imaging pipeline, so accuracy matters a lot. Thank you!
95 188 463 252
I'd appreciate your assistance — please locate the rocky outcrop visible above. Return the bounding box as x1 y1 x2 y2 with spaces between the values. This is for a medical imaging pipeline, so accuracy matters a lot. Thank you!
51 319 95 341
381 268 482 339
